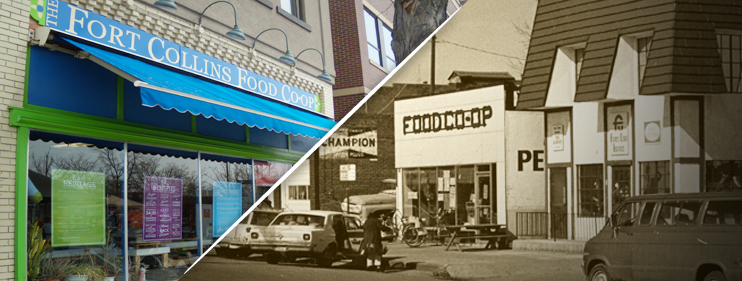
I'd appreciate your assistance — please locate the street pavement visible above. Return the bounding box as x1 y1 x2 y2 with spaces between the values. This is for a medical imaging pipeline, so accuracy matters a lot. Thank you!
386 242 584 280
178 241 584 281
180 254 438 281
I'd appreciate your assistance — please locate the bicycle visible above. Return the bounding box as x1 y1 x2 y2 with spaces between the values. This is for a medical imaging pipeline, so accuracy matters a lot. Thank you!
401 208 452 247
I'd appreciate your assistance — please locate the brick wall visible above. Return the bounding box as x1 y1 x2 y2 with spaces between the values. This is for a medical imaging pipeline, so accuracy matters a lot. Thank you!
329 0 364 91
0 0 30 278
333 93 365 121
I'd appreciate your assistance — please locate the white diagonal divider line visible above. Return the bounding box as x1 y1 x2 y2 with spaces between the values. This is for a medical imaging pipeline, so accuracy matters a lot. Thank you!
134 81 330 132
186 6 464 273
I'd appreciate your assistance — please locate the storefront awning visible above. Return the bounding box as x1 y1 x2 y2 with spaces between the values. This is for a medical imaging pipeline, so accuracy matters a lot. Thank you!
62 39 335 139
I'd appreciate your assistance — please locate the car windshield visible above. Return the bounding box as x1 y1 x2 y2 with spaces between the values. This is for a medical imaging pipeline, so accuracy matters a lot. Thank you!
272 214 325 227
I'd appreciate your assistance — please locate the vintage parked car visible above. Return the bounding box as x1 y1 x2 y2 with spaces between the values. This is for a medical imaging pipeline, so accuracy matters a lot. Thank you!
583 192 742 281
341 193 398 241
250 210 386 267
214 208 281 258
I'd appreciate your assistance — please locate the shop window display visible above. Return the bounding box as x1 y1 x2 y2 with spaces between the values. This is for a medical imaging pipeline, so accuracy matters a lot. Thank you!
640 161 670 194
578 164 604 217
403 169 419 217
27 132 124 278
706 160 742 192
200 155 252 239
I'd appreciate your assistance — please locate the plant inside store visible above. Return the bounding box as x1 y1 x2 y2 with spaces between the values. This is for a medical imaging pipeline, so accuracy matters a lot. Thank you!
103 230 123 279
39 258 72 281
28 221 50 281
66 255 105 281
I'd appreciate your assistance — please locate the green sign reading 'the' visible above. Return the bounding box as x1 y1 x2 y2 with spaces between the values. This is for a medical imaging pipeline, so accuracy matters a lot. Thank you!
51 169 105 247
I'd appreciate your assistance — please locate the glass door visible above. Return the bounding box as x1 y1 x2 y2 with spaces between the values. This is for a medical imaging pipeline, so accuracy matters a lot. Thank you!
611 165 632 212
550 168 568 239
476 174 492 224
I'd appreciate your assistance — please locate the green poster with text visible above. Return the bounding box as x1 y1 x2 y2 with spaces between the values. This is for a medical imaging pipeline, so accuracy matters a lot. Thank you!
51 169 106 246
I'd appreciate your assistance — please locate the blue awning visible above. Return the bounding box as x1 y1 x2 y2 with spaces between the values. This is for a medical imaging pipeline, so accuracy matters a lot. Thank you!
62 39 335 139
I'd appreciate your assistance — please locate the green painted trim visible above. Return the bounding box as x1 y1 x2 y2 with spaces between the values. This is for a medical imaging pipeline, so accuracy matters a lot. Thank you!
117 76 124 120
245 125 250 143
23 45 31 108
191 115 197 133
10 106 305 162
14 126 28 281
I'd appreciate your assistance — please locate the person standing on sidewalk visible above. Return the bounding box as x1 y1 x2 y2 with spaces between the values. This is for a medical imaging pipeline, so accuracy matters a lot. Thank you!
360 213 389 272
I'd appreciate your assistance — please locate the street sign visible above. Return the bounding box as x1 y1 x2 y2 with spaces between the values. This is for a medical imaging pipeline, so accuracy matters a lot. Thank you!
340 164 356 181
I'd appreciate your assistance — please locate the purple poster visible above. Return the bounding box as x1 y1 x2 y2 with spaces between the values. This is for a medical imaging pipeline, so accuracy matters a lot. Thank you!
143 176 183 241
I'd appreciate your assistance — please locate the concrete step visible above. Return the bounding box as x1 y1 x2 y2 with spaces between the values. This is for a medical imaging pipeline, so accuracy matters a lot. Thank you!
513 239 585 254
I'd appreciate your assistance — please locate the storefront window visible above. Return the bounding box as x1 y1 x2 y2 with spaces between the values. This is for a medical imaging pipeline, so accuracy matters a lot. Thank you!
419 168 437 226
457 166 475 225
402 169 419 217
27 132 125 279
437 167 455 224
706 160 742 192
254 161 292 208
127 144 198 273
578 164 604 217
640 161 670 194
200 154 252 241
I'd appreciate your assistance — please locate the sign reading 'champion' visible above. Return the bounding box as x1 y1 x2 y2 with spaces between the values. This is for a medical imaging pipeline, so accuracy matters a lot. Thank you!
44 0 321 112
402 106 493 135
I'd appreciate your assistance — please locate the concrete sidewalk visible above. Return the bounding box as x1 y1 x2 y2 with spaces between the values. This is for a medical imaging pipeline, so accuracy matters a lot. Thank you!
384 242 583 280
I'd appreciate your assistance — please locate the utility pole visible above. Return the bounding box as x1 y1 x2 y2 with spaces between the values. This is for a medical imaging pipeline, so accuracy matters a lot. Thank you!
431 35 436 95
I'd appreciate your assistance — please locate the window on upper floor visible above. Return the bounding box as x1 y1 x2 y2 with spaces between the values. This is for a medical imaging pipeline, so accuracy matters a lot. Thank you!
717 33 742 92
281 0 304 21
364 9 396 72
575 48 585 86
637 37 652 86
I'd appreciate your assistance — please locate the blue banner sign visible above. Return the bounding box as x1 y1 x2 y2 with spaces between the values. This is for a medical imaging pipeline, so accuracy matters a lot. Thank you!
213 181 243 238
44 0 321 112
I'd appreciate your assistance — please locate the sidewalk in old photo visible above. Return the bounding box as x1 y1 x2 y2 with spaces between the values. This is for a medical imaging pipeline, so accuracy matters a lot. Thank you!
384 241 584 280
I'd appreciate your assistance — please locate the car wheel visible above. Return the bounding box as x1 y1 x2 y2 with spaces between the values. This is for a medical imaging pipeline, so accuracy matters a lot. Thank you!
265 252 281 264
588 264 610 281
703 270 727 281
240 248 252 258
316 246 336 268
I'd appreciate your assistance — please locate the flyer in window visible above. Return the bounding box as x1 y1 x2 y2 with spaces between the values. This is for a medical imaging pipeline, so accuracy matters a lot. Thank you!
143 176 183 241
51 169 105 246
213 181 242 237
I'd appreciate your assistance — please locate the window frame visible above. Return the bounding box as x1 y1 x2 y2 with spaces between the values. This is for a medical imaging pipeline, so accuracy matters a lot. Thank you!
577 164 605 218
716 30 742 93
637 37 652 86
363 8 396 71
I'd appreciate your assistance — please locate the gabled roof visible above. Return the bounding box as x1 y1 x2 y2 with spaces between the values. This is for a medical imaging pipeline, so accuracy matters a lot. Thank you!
518 0 735 110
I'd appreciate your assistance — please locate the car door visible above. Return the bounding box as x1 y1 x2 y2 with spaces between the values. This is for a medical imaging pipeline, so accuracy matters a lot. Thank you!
344 216 364 251
631 201 660 280
606 201 641 280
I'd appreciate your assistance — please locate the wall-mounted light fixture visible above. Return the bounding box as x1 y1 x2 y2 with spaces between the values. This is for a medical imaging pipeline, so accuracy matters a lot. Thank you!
197 1 246 40
153 0 177 10
295 48 332 83
154 0 245 40
251 28 295 66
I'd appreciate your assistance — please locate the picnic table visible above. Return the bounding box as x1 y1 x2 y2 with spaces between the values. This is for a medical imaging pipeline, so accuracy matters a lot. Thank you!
444 224 506 251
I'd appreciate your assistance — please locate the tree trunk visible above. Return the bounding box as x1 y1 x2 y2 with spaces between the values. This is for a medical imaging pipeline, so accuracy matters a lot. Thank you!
392 0 449 63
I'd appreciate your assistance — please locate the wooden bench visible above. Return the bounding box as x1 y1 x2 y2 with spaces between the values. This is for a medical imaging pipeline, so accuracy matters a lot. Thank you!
128 246 171 270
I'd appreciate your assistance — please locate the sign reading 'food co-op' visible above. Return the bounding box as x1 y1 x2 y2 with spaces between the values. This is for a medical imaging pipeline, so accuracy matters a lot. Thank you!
43 0 321 112
402 105 493 135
